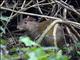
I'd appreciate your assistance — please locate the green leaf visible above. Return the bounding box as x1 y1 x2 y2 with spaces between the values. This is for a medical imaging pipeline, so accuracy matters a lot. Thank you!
28 47 48 60
0 26 6 37
57 50 62 56
77 51 80 55
76 42 80 48
48 56 56 60
56 50 69 60
1 54 20 60
0 55 9 60
19 36 39 46
0 26 5 33
0 38 6 45
28 52 37 60
0 16 10 22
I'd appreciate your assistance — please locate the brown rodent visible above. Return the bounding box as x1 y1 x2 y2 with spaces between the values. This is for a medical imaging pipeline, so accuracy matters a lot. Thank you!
17 16 64 46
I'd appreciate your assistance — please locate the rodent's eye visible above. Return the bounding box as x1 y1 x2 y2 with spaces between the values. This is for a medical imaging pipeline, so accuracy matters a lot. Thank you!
24 22 27 24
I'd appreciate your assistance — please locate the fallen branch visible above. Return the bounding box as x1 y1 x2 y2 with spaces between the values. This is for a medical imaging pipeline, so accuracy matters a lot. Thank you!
36 20 80 45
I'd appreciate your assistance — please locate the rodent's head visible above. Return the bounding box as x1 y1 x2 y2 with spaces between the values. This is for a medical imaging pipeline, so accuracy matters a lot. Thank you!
17 16 39 32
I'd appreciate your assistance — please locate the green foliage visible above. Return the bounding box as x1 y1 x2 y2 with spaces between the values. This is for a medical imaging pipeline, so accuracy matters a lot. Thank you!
0 16 10 22
0 26 5 36
27 47 48 60
0 38 7 45
19 36 39 46
75 42 80 48
77 51 80 55
0 16 10 36
55 50 69 60
1 55 9 60
1 47 69 60
0 35 70 60
1 54 20 60
0 37 69 60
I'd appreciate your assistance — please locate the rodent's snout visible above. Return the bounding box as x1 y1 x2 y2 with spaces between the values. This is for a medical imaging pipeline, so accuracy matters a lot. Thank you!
17 25 24 30
17 21 39 32
17 20 28 30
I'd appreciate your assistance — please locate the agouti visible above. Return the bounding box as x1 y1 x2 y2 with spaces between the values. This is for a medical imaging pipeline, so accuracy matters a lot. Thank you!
17 16 64 46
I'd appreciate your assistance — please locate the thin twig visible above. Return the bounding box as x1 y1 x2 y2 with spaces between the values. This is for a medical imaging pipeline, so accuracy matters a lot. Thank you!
10 3 18 18
36 0 43 14
57 1 80 15
1 6 80 28
52 24 59 47
8 0 52 18
21 0 26 9
1 20 16 44
0 0 5 7
25 0 33 7
22 1 55 11
0 6 59 20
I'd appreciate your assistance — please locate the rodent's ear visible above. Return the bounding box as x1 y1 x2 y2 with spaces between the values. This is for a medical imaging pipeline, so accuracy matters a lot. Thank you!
23 16 37 21
39 17 46 22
